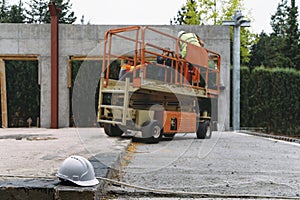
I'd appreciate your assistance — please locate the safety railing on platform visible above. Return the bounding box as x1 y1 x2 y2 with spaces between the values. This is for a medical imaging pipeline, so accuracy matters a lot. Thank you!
101 26 220 96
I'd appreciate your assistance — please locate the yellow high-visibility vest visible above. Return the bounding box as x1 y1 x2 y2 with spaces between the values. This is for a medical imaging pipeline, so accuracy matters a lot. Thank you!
179 33 201 58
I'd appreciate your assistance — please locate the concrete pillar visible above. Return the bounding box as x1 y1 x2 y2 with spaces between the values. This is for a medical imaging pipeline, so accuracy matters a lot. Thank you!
58 56 69 127
40 56 51 128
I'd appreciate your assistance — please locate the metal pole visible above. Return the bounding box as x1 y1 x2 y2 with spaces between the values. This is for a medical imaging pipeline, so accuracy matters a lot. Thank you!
232 26 240 131
222 10 250 131
49 2 61 129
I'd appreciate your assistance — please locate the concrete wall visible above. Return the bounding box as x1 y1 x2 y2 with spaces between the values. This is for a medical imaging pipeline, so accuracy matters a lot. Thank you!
0 24 230 130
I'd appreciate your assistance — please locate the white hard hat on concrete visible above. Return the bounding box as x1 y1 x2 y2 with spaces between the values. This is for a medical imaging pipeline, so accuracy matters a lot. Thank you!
56 155 99 186
178 30 186 38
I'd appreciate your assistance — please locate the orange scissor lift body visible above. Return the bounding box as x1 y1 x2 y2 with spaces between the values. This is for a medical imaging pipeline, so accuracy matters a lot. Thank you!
97 26 221 143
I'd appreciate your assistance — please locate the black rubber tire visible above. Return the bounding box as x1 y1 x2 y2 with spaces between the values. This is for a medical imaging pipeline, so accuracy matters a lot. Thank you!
140 121 163 144
104 124 124 137
196 120 212 139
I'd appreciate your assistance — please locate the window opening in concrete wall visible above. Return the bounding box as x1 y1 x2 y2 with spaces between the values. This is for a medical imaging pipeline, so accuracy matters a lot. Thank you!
5 60 40 127
69 58 116 127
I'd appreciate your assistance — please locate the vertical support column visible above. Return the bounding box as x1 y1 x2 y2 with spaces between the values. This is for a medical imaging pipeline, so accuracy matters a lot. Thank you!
232 26 241 131
0 59 8 128
222 11 250 131
48 2 61 128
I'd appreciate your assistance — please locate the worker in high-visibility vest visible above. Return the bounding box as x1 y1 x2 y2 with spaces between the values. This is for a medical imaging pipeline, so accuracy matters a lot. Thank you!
178 30 205 84
178 30 204 58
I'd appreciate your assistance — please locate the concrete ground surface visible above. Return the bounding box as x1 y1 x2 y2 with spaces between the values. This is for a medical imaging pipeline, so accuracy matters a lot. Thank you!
0 129 300 200
0 128 131 200
106 131 300 200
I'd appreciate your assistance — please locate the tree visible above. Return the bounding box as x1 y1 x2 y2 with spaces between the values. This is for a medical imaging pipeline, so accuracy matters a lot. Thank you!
8 0 26 23
0 0 10 22
26 0 76 24
218 0 242 24
249 32 267 67
250 32 293 68
44 0 76 24
250 0 300 69
270 0 288 37
270 0 300 69
171 0 218 25
25 0 48 23
285 0 300 70
172 0 199 25
171 0 255 65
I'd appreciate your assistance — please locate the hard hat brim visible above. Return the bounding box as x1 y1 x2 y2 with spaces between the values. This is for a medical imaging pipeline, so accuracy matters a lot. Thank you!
71 178 99 186
56 173 99 186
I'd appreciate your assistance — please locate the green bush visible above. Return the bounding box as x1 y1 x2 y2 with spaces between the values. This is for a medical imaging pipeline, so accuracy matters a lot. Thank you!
240 67 250 127
239 67 300 136
5 61 40 127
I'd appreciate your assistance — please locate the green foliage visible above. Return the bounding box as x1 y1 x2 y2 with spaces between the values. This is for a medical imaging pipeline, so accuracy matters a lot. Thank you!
0 0 76 24
249 67 273 130
285 0 300 69
172 0 199 25
5 61 40 127
26 0 76 24
171 0 244 25
25 0 48 23
271 0 289 37
239 66 300 135
250 0 300 70
218 0 243 23
0 0 10 22
8 1 26 23
171 0 255 65
239 66 250 127
197 0 218 25
250 33 295 68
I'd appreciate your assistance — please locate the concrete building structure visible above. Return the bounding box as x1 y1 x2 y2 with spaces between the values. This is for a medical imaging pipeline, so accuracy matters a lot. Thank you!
0 24 230 130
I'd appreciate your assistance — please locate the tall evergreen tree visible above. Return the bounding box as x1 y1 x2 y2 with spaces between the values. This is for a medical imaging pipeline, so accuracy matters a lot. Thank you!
44 0 76 24
250 0 299 69
26 0 76 24
249 32 268 67
25 0 48 23
0 0 10 22
270 0 288 37
8 0 26 23
285 0 300 69
250 32 293 68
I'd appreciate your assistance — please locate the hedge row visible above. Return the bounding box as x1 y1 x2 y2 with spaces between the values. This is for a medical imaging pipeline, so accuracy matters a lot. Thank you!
236 67 300 136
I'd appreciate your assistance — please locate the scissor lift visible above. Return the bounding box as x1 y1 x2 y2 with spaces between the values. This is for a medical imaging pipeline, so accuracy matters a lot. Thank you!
97 26 221 143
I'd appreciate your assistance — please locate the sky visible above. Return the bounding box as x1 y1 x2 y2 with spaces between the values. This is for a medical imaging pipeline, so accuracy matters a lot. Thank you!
69 0 300 34
8 0 300 34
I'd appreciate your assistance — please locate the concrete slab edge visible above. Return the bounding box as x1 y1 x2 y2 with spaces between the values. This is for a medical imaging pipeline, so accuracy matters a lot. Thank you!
239 130 300 144
0 139 132 200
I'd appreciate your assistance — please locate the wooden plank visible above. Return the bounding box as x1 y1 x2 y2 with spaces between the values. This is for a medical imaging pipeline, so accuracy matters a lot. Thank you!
0 55 38 61
0 59 8 128
69 56 102 61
